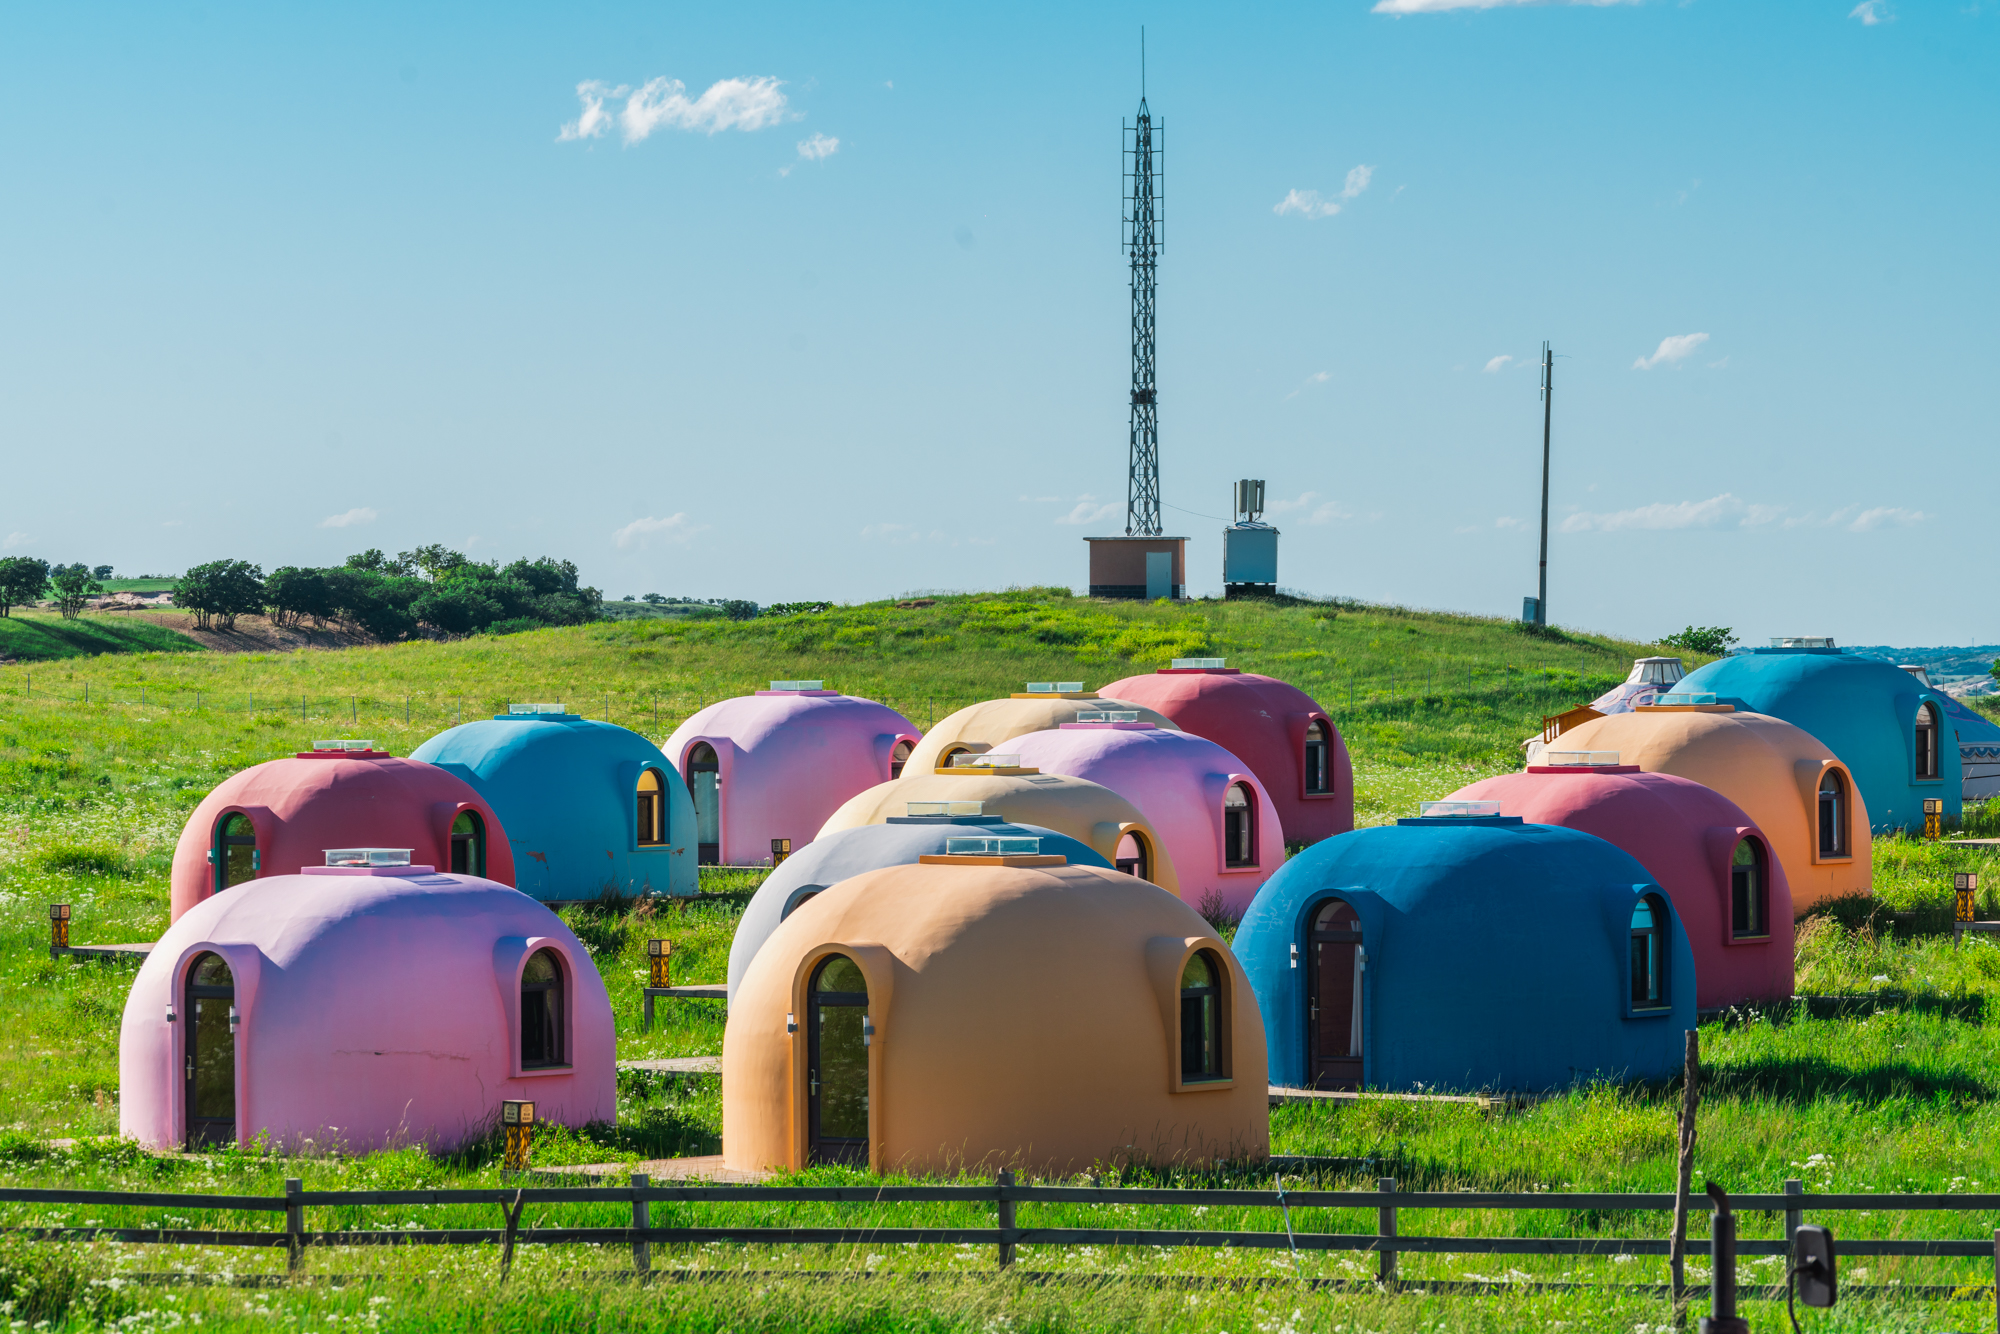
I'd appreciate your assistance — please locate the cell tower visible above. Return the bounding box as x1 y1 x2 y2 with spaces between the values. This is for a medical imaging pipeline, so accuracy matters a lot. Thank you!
1122 75 1163 536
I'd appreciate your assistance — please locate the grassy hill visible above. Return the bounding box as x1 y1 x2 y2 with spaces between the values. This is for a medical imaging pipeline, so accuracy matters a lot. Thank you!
0 610 204 662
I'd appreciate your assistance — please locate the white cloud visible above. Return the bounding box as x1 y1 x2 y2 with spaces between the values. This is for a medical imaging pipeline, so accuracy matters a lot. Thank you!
1284 370 1332 399
1847 506 1925 532
1483 355 1514 373
1495 516 1525 529
1056 500 1120 526
1374 0 1636 11
319 507 377 529
797 132 838 161
613 513 705 550
1274 189 1340 219
1632 332 1710 371
1274 166 1375 221
861 522 944 543
1850 0 1888 23
1562 493 1748 533
1266 492 1351 525
560 76 791 145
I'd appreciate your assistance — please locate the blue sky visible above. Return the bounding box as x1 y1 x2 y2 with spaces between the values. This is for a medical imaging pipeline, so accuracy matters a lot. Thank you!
1 1 1992 645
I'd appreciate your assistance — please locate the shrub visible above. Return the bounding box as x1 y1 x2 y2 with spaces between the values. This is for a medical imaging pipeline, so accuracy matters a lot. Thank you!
35 843 130 877
1660 625 1737 655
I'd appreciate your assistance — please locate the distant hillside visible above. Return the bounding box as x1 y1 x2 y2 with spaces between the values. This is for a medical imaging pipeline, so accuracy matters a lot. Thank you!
0 611 204 663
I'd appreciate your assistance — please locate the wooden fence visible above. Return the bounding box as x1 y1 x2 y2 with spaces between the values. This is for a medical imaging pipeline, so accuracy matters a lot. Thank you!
7 1175 2000 1303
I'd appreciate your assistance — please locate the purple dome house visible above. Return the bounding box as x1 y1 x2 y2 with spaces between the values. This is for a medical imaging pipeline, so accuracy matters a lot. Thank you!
119 855 615 1152
664 683 922 866
1009 720 1284 919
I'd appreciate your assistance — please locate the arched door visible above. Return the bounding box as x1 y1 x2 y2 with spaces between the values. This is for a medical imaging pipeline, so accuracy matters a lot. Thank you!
213 814 256 894
1115 831 1150 881
450 810 485 876
686 743 720 865
807 954 869 1166
184 952 236 1147
1307 899 1363 1090
889 740 913 780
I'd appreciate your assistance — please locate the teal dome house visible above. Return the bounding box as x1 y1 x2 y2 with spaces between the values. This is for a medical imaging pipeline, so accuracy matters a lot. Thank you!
1674 643 1960 833
411 706 698 900
1233 809 1695 1094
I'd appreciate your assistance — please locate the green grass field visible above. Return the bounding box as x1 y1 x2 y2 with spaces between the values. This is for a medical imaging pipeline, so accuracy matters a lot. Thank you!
2 590 1999 1331
0 611 203 663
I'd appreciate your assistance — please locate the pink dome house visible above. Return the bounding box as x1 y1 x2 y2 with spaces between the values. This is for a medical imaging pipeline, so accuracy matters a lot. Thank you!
168 743 514 924
664 683 921 865
1097 662 1352 847
1446 759 1794 1009
120 855 615 1152
1009 721 1284 919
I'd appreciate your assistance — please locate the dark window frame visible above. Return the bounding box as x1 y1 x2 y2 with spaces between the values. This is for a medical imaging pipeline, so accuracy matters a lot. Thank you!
450 809 485 877
184 951 236 1148
1222 783 1257 868
1729 838 1768 940
213 813 257 895
636 767 667 847
1915 702 1941 782
1303 719 1331 796
1817 770 1850 858
1628 894 1671 1015
889 740 913 781
520 948 568 1070
1178 948 1229 1084
806 953 870 1166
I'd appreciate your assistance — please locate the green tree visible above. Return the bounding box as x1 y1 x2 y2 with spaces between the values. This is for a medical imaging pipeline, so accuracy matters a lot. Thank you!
397 545 468 582
1659 625 1737 656
0 557 49 617
344 549 413 578
175 560 266 631
47 563 103 620
264 566 335 629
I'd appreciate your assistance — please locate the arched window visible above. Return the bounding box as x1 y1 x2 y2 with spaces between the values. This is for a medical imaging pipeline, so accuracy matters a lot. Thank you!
185 952 235 1147
636 769 666 846
1223 783 1257 867
1115 831 1151 881
1308 898 1363 1091
212 814 257 894
520 949 567 1069
889 740 913 781
781 886 823 920
1179 950 1226 1082
1818 771 1849 857
808 954 869 1165
686 743 720 865
1304 720 1331 795
1629 895 1669 1011
1915 702 1941 781
450 810 485 877
1730 839 1767 939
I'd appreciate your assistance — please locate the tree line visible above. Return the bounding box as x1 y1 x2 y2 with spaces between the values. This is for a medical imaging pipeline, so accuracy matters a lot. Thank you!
0 560 113 619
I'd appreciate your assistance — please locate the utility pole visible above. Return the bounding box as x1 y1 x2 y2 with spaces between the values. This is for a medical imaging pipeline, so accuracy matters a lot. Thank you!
1536 340 1553 627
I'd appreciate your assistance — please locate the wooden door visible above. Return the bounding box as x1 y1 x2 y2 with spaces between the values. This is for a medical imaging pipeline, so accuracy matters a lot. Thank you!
1308 899 1363 1090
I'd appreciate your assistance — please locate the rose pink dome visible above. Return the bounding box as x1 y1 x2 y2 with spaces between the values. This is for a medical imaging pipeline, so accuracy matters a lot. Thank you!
664 687 920 866
120 864 614 1153
1008 722 1284 919
1446 764 1793 1008
169 748 513 923
1096 665 1352 847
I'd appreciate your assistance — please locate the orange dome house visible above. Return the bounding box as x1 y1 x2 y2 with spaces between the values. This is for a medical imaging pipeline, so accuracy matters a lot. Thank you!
723 848 1269 1176
901 684 1177 773
815 761 1181 899
1554 705 1871 911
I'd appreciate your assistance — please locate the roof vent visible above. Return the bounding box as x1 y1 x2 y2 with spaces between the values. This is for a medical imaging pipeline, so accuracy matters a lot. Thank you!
1171 658 1226 670
1658 692 1718 706
1418 800 1502 819
944 836 1042 856
951 753 1021 769
324 848 413 867
310 739 377 752
1026 681 1086 694
509 703 563 715
1770 637 1835 649
770 679 824 691
906 801 985 817
1075 710 1140 723
1541 751 1622 767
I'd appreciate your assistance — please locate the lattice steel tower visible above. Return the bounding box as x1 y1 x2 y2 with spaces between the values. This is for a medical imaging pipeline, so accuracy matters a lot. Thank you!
1122 92 1163 536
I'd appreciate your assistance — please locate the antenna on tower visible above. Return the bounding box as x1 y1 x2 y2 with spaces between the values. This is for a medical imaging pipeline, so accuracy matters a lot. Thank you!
1535 340 1553 626
1122 46 1163 538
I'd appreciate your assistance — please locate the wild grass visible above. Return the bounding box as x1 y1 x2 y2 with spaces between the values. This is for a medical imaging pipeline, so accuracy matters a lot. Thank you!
1 591 1995 1328
0 612 202 663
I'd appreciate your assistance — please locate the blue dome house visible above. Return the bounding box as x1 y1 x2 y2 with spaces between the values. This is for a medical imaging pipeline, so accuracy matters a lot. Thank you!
1673 644 1960 833
724 808 1110 1000
1233 810 1695 1094
411 707 698 900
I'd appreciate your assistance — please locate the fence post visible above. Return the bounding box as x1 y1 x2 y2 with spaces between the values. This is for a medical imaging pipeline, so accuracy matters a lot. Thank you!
284 1177 304 1273
996 1168 1016 1269
1377 1176 1397 1288
1991 1228 1998 1334
1669 1030 1699 1321
1784 1178 1802 1252
631 1172 650 1275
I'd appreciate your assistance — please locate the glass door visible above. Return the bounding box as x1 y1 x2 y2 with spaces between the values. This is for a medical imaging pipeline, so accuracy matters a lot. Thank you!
807 954 869 1166
184 952 236 1147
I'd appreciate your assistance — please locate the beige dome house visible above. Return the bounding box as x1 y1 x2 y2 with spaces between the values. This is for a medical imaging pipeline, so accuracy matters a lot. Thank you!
1556 704 1871 911
817 761 1180 899
722 851 1269 1176
902 685 1176 773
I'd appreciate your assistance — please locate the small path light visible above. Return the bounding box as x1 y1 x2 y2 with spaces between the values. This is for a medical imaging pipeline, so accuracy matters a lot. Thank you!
1954 872 1982 950
648 939 672 988
48 904 70 956
1924 797 1943 840
500 1100 535 1172
771 838 792 867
